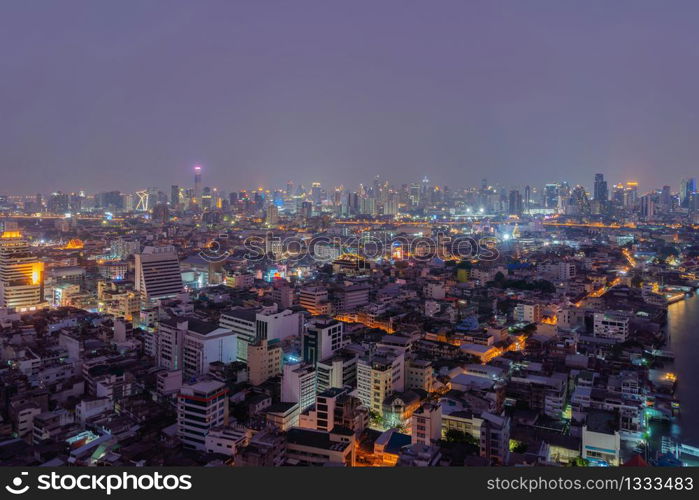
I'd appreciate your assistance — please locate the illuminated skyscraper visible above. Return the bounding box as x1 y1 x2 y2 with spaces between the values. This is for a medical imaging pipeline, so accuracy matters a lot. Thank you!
135 246 183 303
193 164 202 205
0 231 44 311
680 178 696 208
311 182 322 205
523 185 531 214
544 184 558 210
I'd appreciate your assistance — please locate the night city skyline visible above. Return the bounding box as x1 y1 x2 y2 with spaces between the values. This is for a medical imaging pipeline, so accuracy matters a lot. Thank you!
3 0 699 482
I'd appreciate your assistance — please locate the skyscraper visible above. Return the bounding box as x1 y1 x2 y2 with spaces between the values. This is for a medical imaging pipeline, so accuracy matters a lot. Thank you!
266 204 279 226
544 184 558 210
640 194 654 220
134 246 183 303
170 185 180 207
193 164 202 205
508 190 523 216
0 231 44 311
593 173 608 201
680 178 696 208
661 185 672 210
523 185 531 214
311 182 322 205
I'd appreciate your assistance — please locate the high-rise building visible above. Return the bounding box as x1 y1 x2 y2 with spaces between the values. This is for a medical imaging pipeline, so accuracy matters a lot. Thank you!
302 317 344 365
193 164 202 205
0 231 44 311
523 185 531 214
299 286 330 315
170 185 180 207
220 307 302 362
247 339 283 386
681 178 696 208
660 185 672 210
300 201 313 220
47 192 70 214
624 182 639 207
311 182 322 205
281 362 316 411
177 380 228 450
266 204 279 226
356 348 405 414
640 194 655 220
508 190 522 216
543 184 558 210
157 317 236 377
593 173 608 201
411 403 442 446
271 282 294 309
134 246 183 303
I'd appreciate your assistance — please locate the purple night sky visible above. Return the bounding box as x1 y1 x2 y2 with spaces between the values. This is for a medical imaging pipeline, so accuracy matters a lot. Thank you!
2 0 699 193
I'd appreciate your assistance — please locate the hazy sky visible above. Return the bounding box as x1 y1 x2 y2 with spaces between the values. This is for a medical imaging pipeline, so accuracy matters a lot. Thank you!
2 0 699 194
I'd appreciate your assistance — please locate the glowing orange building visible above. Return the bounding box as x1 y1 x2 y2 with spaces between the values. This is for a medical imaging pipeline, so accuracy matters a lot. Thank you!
0 231 44 311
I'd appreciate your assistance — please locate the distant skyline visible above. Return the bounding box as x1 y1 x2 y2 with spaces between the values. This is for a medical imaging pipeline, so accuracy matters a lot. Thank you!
3 0 699 193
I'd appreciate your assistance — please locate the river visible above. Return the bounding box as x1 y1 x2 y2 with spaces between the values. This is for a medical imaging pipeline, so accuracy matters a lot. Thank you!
667 291 699 447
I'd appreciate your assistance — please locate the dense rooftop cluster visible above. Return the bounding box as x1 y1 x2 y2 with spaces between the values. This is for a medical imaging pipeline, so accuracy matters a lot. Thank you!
1 174 698 466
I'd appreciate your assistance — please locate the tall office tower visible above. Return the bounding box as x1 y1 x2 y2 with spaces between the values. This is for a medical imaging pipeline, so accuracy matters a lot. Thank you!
0 231 44 311
409 183 420 207
383 192 399 217
300 201 313 220
612 183 625 205
47 192 70 214
570 185 591 216
593 173 608 202
302 317 344 365
266 204 279 226
640 194 655 220
286 181 294 197
177 380 228 451
624 182 639 207
508 190 523 216
661 185 672 210
311 182 322 205
170 185 180 207
201 186 212 210
193 164 202 205
523 185 531 214
134 246 183 303
681 178 696 208
544 184 558 210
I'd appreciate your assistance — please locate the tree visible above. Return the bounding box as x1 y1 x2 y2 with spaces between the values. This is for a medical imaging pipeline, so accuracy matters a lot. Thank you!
444 429 477 445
